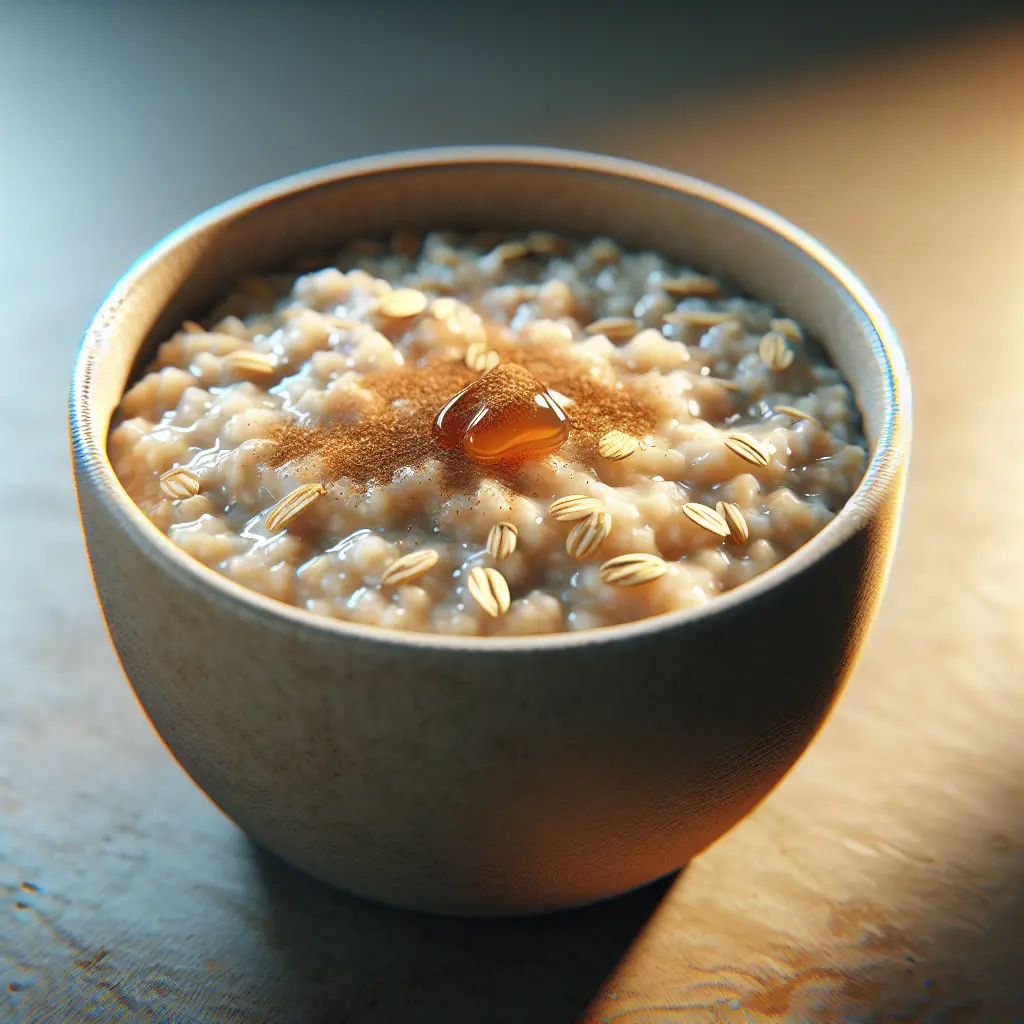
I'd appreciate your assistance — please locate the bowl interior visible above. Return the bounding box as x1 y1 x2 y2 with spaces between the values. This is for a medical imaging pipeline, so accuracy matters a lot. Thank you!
74 148 907 648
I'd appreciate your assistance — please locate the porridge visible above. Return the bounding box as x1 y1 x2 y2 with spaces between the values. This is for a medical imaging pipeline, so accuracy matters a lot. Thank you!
109 230 867 636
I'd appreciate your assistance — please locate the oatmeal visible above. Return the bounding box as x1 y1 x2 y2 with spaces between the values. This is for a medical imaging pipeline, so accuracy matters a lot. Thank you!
109 231 867 636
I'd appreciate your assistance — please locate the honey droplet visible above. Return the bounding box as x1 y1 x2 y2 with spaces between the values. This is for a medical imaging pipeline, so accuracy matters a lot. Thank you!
433 363 571 465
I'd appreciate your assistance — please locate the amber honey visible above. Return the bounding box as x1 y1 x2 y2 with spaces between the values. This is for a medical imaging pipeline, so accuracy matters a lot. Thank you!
433 364 570 465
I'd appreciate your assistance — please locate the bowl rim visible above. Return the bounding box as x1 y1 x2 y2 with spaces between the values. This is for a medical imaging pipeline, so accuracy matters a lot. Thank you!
70 145 911 653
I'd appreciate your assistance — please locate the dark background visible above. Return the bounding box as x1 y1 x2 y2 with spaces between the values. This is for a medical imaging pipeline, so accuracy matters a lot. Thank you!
4 0 1019 289
2 2 1021 1022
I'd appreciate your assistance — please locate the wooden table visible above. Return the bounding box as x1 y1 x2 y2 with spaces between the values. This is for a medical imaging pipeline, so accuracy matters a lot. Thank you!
2 9 1022 1022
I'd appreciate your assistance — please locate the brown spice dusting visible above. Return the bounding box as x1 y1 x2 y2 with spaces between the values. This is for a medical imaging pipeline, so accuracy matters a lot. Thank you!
268 361 474 492
266 335 660 500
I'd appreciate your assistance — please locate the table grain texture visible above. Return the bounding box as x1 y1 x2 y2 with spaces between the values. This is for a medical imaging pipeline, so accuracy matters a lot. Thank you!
2 6 1022 1022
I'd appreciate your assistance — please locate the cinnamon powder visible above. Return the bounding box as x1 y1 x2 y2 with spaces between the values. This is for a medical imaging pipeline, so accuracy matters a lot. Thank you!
266 341 659 497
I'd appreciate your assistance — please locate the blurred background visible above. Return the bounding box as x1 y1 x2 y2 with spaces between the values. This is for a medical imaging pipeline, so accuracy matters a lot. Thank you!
3 1 1023 1022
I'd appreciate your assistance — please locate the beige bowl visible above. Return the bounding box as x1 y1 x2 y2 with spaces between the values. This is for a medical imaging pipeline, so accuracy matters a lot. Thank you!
69 147 910 916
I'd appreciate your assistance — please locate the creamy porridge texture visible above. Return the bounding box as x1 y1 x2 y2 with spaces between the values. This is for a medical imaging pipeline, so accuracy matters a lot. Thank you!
109 231 867 636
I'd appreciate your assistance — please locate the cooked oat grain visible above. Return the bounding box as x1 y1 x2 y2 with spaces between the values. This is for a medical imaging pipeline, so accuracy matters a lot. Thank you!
159 467 201 500
467 566 511 617
566 511 612 560
549 495 605 522
584 317 638 341
486 522 518 561
599 553 668 587
769 317 804 344
725 432 772 467
660 274 721 298
381 548 440 586
773 404 821 428
758 331 795 371
265 483 327 533
375 288 429 319
683 502 730 538
715 501 749 545
223 350 278 376
598 429 639 461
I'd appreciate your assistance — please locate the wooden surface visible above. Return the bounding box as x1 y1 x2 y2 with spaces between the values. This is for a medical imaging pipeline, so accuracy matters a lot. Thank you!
2 8 1023 1022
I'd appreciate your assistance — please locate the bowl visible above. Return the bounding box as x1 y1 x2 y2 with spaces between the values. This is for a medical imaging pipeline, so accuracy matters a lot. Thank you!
69 147 910 916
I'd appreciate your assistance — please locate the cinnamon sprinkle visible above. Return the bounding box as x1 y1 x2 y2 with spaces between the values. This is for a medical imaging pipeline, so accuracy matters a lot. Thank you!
266 339 659 498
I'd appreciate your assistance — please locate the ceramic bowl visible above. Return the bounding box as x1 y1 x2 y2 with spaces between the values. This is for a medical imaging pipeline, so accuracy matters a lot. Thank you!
69 147 910 916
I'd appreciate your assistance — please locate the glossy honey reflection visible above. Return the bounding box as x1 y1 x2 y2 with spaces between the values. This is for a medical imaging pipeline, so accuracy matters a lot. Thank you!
433 363 571 465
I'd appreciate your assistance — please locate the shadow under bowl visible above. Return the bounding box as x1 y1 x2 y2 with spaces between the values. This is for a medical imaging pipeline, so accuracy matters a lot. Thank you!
69 146 910 916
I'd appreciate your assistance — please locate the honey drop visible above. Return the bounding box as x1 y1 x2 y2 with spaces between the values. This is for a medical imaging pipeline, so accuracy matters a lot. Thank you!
433 363 571 465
